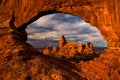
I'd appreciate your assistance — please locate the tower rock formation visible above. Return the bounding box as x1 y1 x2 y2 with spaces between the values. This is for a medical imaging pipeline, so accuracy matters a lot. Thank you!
59 35 67 49
58 41 95 58
83 42 95 55
58 42 82 58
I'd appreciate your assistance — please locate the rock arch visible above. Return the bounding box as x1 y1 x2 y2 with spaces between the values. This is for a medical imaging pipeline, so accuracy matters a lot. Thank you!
0 0 120 52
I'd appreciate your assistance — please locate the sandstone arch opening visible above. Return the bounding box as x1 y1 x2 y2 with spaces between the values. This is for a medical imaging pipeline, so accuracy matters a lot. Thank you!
26 13 107 50
26 13 108 61
1 1 120 80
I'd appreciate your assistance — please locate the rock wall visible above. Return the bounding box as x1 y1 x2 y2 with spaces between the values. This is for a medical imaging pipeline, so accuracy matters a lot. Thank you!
0 0 120 52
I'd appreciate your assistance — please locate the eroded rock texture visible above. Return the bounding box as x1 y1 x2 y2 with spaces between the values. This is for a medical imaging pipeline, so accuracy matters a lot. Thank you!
0 0 120 50
59 35 67 49
0 0 120 80
0 0 120 52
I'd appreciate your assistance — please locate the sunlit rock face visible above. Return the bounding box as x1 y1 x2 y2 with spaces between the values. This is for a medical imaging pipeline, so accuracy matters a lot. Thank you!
0 0 120 52
0 1 120 80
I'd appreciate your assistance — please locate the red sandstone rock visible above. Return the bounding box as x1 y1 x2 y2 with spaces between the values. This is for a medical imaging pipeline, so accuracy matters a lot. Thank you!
0 50 82 80
79 49 120 80
83 42 95 55
77 43 83 53
58 42 79 58
52 46 57 52
43 47 50 55
0 0 120 48
58 41 95 58
51 46 58 56
59 35 67 49
85 42 93 49
0 0 120 80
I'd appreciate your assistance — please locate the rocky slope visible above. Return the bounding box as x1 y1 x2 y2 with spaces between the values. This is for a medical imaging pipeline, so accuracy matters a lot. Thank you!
0 50 82 80
79 49 120 80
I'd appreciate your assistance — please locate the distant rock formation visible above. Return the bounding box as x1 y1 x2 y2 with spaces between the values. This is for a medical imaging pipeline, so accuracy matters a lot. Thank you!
58 35 95 58
85 42 93 49
77 43 83 53
59 35 67 49
51 46 58 54
42 35 95 58
43 47 50 55
58 42 78 58
83 42 95 55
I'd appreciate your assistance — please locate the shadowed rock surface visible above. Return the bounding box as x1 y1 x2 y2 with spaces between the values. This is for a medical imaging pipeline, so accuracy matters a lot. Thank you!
0 0 120 80
59 35 67 49
82 42 95 55
0 50 82 80
79 49 120 80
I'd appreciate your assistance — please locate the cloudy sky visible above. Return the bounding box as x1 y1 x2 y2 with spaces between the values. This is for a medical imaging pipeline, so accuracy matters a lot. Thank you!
26 13 107 48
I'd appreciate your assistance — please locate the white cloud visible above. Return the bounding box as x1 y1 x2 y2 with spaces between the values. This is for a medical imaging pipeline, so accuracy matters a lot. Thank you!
26 13 107 48
28 31 58 40
33 14 61 27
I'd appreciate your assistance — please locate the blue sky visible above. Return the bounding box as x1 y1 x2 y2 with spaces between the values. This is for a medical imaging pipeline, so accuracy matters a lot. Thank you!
26 13 107 48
